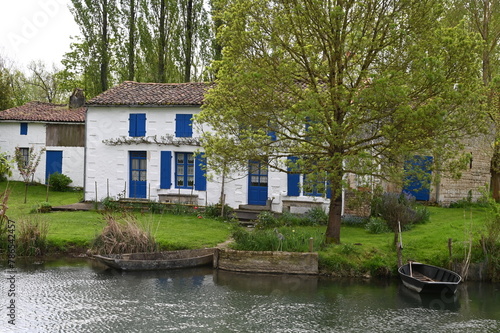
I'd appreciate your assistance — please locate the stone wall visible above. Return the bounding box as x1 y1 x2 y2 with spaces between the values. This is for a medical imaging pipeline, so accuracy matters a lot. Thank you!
214 248 319 275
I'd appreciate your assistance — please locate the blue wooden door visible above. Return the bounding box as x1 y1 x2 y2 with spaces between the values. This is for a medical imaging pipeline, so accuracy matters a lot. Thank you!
248 160 268 205
46 150 62 183
403 155 433 201
130 151 147 198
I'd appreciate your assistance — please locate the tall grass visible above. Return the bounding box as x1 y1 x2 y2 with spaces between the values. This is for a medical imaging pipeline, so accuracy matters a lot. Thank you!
92 214 159 254
231 227 325 252
17 215 49 256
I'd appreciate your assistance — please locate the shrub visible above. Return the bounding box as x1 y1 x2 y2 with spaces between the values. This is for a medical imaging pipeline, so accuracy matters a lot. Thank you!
342 214 368 228
255 211 281 229
303 207 328 226
92 214 158 254
101 196 120 211
30 202 52 213
204 204 235 220
365 217 391 234
17 215 49 256
48 172 73 191
371 192 429 233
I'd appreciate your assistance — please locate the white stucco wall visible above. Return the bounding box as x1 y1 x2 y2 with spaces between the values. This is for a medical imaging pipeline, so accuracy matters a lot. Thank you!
0 121 85 187
84 106 332 212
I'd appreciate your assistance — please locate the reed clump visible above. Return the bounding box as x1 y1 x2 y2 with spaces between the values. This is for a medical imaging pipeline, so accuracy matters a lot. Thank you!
17 215 49 256
92 214 158 254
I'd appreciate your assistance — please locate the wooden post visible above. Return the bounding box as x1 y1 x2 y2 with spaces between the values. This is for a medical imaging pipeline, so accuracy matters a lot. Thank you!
396 242 403 267
448 238 453 258
309 237 314 252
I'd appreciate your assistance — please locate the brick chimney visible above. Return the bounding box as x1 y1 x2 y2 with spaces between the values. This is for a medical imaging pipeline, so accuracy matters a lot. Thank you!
69 88 85 109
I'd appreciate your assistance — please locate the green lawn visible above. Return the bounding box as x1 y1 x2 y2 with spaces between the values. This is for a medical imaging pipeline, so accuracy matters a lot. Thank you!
1 181 232 252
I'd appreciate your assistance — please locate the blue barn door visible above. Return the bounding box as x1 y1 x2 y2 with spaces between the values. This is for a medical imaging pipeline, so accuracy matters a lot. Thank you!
129 151 147 198
248 160 268 205
403 155 433 201
45 150 62 183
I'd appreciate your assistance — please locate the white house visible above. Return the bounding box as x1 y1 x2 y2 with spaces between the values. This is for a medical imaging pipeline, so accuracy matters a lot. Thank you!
0 101 86 187
84 81 332 213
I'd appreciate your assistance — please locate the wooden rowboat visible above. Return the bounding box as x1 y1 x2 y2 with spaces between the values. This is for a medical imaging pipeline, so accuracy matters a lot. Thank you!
398 262 462 294
93 248 215 271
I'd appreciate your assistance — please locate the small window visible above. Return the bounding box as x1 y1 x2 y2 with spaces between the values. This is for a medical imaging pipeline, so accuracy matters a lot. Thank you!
20 123 28 135
19 147 30 167
175 114 193 137
129 114 146 137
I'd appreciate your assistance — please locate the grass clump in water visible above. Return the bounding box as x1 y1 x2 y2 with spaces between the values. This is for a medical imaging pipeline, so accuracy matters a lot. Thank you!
17 215 49 256
92 214 158 254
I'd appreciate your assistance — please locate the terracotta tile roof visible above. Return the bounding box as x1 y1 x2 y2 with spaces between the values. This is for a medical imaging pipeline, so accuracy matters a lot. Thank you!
86 81 213 106
0 101 86 123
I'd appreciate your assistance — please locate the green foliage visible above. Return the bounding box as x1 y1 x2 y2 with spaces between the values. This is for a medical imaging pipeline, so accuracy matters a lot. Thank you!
304 207 328 226
197 0 486 244
371 192 429 234
255 211 281 229
48 172 73 191
101 197 120 212
365 217 391 234
30 202 52 214
231 227 325 252
341 215 368 228
0 152 13 181
16 215 49 256
203 204 235 220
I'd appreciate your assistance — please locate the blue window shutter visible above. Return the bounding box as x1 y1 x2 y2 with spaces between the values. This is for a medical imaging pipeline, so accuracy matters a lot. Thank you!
129 114 136 136
136 113 146 136
194 155 207 191
129 113 146 137
176 114 193 137
268 131 276 141
20 123 28 135
326 181 332 199
160 151 172 189
287 156 300 196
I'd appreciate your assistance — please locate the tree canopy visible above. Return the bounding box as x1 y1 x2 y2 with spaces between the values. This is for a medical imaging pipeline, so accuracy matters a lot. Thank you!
196 0 488 243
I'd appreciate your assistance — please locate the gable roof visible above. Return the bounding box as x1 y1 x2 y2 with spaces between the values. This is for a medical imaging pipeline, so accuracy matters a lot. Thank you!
0 101 86 123
86 81 213 106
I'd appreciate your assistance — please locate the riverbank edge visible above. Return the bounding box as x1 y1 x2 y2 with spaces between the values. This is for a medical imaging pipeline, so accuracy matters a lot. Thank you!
1 245 492 281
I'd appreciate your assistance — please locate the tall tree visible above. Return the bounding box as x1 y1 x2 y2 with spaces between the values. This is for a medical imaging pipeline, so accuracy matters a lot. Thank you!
68 0 118 96
197 0 486 244
25 61 65 103
453 0 500 200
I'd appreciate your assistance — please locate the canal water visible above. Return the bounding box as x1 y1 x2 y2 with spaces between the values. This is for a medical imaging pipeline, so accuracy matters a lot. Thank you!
1 258 499 333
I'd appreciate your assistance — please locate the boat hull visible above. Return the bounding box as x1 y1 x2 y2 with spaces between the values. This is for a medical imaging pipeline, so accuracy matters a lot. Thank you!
94 248 215 271
398 262 461 294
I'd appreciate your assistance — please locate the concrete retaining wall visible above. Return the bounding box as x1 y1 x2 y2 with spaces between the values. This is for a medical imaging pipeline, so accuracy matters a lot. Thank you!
214 248 318 275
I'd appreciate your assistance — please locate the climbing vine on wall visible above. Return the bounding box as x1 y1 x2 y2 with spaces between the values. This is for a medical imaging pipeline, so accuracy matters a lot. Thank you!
102 135 201 147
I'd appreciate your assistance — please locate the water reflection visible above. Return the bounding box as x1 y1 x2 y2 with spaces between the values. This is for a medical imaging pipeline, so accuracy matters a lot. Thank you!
1 258 499 333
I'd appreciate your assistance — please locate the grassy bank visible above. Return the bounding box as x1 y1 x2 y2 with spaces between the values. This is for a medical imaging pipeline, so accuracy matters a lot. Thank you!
1 181 494 278
0 181 232 253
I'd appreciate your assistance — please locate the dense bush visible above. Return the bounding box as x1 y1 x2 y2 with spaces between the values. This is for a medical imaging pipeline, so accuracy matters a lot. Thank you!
341 214 368 228
303 207 328 226
204 204 235 220
48 172 73 191
365 217 391 234
370 192 429 243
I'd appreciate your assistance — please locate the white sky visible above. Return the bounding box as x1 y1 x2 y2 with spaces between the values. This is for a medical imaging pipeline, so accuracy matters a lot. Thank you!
0 0 80 71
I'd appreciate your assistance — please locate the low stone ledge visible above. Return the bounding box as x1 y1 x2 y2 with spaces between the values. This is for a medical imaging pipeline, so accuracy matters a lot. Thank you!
214 248 318 275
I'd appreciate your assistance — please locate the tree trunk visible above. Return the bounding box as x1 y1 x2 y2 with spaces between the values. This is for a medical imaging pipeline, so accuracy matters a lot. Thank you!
325 191 342 244
158 0 166 83
128 0 136 81
183 0 193 83
100 0 109 92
